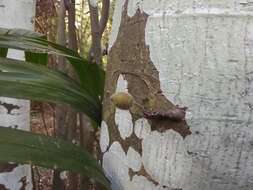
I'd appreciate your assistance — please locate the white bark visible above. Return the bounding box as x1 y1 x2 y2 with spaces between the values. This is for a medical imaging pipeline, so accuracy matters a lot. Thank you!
0 0 35 189
102 0 253 189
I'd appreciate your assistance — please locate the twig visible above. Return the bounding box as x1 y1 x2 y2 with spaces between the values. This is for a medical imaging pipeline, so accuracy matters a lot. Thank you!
40 104 50 136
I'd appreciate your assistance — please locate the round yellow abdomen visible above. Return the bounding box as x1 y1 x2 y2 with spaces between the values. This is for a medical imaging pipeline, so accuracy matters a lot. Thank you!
110 92 133 110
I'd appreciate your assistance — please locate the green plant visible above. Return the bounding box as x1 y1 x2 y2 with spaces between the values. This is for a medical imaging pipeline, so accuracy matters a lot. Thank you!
0 28 109 189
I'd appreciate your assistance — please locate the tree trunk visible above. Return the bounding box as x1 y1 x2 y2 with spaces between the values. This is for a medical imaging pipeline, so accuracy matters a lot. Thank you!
88 0 110 64
53 1 80 189
52 1 68 189
101 0 253 190
66 1 79 189
0 0 35 189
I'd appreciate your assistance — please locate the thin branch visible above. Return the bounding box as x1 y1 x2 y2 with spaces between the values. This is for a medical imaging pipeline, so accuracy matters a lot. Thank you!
40 104 50 136
50 0 58 13
99 0 110 35
88 1 100 38
35 18 45 33
88 0 101 64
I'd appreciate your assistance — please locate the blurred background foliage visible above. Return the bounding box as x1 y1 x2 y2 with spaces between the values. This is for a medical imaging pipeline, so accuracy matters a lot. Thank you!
30 0 115 189
35 0 114 61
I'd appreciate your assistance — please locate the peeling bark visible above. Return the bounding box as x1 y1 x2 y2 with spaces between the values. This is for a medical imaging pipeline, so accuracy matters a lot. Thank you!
102 1 190 189
0 164 18 173
0 102 20 115
101 0 253 189
0 0 35 189
103 0 190 154
0 184 8 190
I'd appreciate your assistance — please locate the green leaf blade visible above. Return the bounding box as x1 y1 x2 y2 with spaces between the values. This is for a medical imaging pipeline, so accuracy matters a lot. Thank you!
0 27 105 101
0 57 102 123
0 48 8 58
0 127 110 189
25 51 48 65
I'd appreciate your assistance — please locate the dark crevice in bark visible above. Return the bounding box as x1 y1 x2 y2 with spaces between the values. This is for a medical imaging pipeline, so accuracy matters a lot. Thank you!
0 175 29 190
19 176 28 190
0 101 20 115
0 125 19 128
129 166 182 190
0 184 8 190
0 163 18 173
129 166 159 186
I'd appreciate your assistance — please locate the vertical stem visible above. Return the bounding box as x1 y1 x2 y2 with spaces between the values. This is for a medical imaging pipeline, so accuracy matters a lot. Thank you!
53 1 68 189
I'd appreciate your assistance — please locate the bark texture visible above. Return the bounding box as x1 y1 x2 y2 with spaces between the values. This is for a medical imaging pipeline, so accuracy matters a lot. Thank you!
0 0 35 189
53 1 79 189
101 0 253 190
52 1 68 189
88 0 110 64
